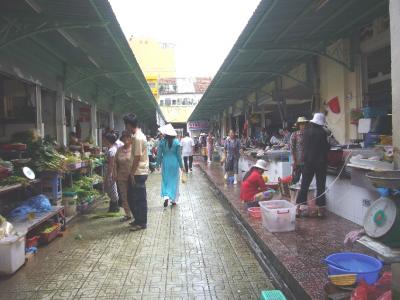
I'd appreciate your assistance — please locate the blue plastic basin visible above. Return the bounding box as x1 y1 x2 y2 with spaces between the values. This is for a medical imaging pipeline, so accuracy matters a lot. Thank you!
325 252 382 285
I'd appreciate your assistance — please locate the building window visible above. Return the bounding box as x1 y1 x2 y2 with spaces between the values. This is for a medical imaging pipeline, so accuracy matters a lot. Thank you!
160 100 164 106
165 98 171 106
172 99 177 106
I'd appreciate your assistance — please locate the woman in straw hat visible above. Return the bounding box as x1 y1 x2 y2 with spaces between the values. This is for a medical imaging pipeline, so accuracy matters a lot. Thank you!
290 116 308 184
157 124 184 208
240 160 273 208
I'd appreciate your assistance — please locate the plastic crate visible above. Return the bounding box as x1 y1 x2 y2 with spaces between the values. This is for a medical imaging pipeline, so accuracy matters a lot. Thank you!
41 173 62 203
39 223 61 245
26 236 40 248
260 290 287 300
260 200 296 232
362 106 388 118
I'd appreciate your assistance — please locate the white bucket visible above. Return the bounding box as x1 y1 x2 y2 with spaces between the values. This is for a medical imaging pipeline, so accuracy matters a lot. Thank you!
0 234 26 274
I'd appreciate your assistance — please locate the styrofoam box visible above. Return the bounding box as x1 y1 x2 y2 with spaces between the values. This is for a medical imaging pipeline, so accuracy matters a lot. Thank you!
260 200 296 232
0 234 26 274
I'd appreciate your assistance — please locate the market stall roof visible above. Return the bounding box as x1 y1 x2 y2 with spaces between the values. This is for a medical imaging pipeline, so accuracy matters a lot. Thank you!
190 0 388 121
0 0 164 125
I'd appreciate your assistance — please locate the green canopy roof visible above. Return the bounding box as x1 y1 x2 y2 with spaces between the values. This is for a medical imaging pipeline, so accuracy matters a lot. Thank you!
190 0 388 121
0 0 164 125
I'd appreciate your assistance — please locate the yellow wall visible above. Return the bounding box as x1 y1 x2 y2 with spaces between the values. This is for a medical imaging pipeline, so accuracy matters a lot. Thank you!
318 40 360 144
129 37 176 79
161 106 195 123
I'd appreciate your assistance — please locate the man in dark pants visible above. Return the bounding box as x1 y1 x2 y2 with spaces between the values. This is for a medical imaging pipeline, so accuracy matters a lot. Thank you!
124 114 149 231
296 113 330 218
181 132 194 173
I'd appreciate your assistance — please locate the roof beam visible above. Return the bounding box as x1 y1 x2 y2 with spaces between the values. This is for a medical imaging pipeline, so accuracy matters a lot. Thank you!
305 0 359 38
222 71 311 89
0 21 108 50
212 0 279 87
88 0 164 122
242 0 279 48
333 0 388 38
65 71 135 90
239 47 352 70
272 1 315 43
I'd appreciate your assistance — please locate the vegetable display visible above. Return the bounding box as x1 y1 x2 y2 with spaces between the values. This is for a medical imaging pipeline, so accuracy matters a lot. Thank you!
0 214 5 226
66 175 102 202
29 141 66 172
0 176 29 187
65 154 82 165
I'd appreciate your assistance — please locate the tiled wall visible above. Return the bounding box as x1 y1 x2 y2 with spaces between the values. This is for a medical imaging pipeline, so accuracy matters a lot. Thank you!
326 175 379 226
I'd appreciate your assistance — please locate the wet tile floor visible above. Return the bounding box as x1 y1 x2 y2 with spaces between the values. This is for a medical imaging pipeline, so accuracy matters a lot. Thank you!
0 169 274 299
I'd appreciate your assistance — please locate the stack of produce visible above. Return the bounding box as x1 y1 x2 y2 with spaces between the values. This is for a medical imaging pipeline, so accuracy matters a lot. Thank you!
0 176 29 187
74 177 101 200
29 141 66 173
0 159 13 178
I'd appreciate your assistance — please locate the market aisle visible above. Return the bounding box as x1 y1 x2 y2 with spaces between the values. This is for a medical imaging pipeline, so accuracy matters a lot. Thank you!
0 168 274 300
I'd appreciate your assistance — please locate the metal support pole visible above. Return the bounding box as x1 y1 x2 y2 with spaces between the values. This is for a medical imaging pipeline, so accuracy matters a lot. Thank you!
56 80 67 147
91 104 98 146
109 111 115 130
70 99 75 133
390 0 400 169
35 85 43 138
274 77 285 128
310 57 321 113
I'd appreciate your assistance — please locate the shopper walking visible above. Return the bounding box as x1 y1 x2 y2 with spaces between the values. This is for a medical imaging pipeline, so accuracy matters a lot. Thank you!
157 124 184 208
180 132 194 173
124 114 149 231
200 133 207 162
147 135 156 173
290 117 308 184
296 113 330 218
224 129 241 185
114 131 133 222
103 132 120 213
206 132 214 164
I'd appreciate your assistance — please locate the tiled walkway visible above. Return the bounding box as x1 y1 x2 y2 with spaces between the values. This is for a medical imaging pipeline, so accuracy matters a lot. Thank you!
0 170 273 300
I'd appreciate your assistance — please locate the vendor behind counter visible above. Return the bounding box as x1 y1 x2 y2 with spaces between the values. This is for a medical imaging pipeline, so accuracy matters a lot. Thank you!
68 131 84 153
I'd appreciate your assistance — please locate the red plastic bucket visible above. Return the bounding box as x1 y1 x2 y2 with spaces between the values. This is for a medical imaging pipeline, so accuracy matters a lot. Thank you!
248 207 261 219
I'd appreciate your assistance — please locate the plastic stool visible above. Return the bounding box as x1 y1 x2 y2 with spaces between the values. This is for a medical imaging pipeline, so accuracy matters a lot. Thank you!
260 290 287 300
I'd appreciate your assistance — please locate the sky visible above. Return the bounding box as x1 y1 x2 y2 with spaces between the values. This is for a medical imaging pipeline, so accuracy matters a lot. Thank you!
109 0 260 78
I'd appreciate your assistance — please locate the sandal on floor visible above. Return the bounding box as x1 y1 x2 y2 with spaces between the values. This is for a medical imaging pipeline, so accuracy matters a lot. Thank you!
120 216 132 222
163 199 169 208
296 206 301 218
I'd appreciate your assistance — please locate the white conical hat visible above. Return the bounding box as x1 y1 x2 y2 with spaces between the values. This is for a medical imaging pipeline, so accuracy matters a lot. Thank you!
158 123 177 136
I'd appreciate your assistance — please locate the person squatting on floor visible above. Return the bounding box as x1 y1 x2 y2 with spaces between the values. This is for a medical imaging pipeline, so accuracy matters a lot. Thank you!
240 160 273 208
124 113 149 231
296 113 330 218
114 130 133 222
157 124 184 208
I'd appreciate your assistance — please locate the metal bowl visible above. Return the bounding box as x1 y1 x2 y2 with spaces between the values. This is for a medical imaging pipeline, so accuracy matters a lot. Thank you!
366 171 400 189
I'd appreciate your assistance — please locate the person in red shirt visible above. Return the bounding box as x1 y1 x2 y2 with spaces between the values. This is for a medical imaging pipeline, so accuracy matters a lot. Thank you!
240 160 270 207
